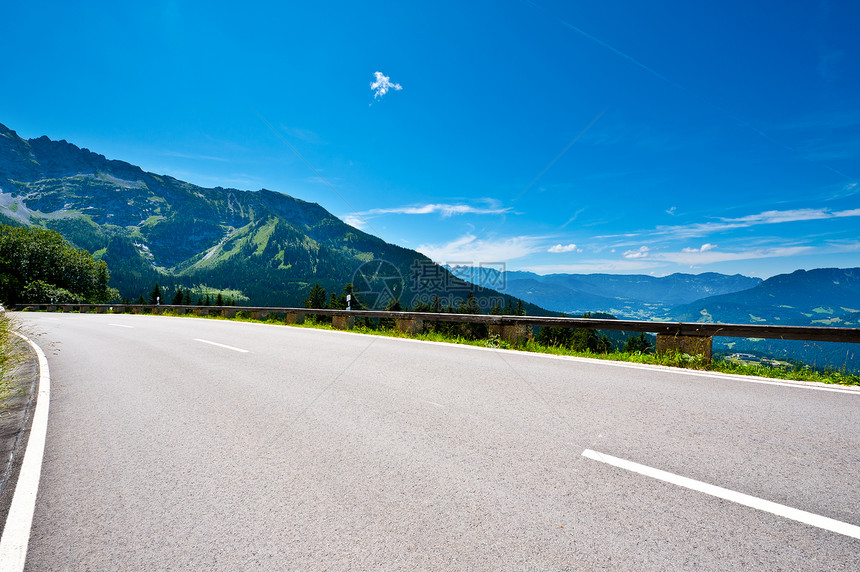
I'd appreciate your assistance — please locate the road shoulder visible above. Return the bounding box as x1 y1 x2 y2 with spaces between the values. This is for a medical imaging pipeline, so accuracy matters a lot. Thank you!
0 337 39 535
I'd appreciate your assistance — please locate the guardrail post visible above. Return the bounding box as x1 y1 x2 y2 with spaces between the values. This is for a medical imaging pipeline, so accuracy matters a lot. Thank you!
286 311 306 325
332 315 354 330
221 308 236 318
395 317 423 335
490 323 532 345
656 334 713 363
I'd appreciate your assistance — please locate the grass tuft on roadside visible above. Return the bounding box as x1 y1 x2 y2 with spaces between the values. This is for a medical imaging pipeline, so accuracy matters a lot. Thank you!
0 314 24 412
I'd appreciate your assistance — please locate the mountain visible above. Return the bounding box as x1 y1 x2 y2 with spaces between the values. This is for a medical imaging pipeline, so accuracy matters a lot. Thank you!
447 265 761 318
671 268 860 373
672 267 860 327
0 122 543 313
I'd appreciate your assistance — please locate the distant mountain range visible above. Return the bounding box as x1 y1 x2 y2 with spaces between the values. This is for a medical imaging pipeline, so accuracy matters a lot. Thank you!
673 267 860 327
448 265 860 328
0 122 540 312
447 265 762 319
450 264 860 371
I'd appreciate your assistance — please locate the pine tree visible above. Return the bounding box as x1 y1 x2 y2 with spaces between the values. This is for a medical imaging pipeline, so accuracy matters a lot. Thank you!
304 284 327 309
215 293 224 306
171 288 184 305
149 283 162 305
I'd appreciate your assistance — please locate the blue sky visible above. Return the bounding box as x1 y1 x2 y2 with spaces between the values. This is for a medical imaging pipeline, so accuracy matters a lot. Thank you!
3 0 858 278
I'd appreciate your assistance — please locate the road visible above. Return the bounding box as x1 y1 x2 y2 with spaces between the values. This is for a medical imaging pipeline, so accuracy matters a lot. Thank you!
8 312 860 570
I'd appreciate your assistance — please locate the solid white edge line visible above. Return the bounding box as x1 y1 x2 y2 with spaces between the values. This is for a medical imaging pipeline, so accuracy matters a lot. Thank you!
193 338 249 353
108 323 134 329
0 333 51 570
582 449 860 540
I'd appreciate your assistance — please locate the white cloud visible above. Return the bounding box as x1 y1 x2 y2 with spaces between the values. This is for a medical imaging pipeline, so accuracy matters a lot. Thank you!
370 71 403 99
623 246 650 259
363 203 509 217
548 243 579 253
341 214 369 229
666 206 677 215
654 207 860 239
655 245 813 265
681 243 717 253
417 234 544 264
559 208 586 228
521 259 661 274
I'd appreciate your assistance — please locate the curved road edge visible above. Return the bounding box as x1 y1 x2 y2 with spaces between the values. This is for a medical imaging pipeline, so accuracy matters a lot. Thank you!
0 332 51 572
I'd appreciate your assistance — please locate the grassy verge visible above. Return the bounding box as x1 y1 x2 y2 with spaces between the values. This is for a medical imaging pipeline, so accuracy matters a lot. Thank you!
0 314 23 412
140 309 860 387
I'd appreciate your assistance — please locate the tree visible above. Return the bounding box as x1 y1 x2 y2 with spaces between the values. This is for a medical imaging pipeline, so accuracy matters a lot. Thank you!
515 300 525 316
149 283 162 305
215 292 224 306
0 224 118 304
304 284 327 309
623 333 653 354
171 288 185 305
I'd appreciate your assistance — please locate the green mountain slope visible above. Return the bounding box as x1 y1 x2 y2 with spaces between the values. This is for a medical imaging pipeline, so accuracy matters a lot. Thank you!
671 268 860 373
0 122 542 312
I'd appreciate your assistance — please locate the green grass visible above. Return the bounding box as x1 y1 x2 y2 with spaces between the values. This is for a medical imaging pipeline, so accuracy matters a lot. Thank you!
0 314 23 412
144 309 860 387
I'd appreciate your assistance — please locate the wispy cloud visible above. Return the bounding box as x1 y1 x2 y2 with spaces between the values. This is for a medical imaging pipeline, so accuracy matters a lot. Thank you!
559 207 586 228
654 207 860 239
161 151 230 162
520 259 660 274
654 245 814 265
547 243 580 253
281 126 326 145
370 71 403 100
363 202 510 217
417 234 544 264
343 201 511 228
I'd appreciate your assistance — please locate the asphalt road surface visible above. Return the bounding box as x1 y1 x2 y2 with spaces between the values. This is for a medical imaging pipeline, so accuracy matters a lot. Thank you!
9 312 860 570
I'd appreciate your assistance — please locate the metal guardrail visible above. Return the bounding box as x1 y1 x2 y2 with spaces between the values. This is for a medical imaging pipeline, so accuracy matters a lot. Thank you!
12 303 860 344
